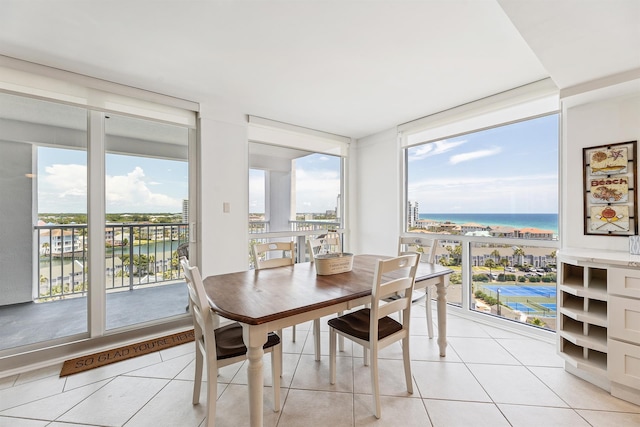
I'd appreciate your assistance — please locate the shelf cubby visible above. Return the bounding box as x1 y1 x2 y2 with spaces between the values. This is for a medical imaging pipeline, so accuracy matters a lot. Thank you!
558 260 609 381
588 267 607 290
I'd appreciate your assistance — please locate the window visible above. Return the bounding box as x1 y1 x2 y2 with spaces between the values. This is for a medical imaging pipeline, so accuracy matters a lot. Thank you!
248 117 348 265
406 114 559 240
402 79 559 330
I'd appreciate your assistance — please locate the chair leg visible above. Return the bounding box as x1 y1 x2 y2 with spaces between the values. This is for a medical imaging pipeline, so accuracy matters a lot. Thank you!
402 337 413 394
292 325 296 342
363 347 369 366
329 328 337 384
271 345 282 412
338 311 344 352
193 345 203 405
370 347 381 419
313 319 321 361
426 286 434 339
205 351 217 427
277 329 284 374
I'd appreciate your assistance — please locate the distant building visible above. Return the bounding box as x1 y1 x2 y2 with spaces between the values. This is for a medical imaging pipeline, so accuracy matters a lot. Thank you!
514 227 555 240
488 226 516 238
407 201 419 228
39 228 82 255
488 226 554 240
417 219 440 231
182 199 189 223
460 222 490 234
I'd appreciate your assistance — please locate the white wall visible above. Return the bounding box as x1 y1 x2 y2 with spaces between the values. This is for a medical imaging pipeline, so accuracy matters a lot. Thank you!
351 127 401 257
198 106 250 276
562 80 640 251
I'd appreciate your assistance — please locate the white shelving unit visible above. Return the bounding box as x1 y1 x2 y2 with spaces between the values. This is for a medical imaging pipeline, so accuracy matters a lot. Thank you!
558 261 608 381
558 248 640 405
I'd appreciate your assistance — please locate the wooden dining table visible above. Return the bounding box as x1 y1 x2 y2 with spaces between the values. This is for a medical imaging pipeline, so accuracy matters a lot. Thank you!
202 254 452 427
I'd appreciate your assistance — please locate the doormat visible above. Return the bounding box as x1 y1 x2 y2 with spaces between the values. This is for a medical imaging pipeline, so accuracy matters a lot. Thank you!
60 329 195 377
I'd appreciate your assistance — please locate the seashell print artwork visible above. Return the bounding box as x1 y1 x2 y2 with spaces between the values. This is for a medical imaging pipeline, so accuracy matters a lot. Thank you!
588 175 629 203
590 147 627 175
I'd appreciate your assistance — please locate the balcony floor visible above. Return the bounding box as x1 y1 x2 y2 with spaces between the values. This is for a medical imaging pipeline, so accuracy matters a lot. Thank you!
0 282 188 351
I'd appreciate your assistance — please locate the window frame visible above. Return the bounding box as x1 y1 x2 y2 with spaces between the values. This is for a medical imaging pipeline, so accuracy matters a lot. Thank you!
400 83 561 337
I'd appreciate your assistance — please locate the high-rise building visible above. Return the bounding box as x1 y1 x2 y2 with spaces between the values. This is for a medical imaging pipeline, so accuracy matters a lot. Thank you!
182 199 189 223
407 200 419 229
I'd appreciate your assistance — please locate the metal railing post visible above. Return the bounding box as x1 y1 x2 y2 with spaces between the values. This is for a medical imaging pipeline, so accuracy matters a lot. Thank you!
129 225 134 291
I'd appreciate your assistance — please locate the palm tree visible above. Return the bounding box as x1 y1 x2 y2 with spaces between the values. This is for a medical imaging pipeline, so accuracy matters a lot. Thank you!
512 246 526 267
490 249 501 261
500 257 510 279
446 244 462 266
548 249 557 268
484 259 497 281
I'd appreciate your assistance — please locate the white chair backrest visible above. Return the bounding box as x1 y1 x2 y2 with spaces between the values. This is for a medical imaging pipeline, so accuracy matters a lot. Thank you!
307 234 341 262
180 258 215 352
323 231 341 253
370 253 420 332
252 241 295 269
398 236 438 263
307 238 324 262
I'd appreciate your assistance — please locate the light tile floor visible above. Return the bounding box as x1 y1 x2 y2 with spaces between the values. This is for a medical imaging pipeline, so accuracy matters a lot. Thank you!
1 305 640 427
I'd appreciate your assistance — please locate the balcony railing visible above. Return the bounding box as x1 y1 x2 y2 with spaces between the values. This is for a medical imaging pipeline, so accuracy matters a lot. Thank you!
290 220 340 232
248 220 342 269
36 223 188 301
249 219 341 234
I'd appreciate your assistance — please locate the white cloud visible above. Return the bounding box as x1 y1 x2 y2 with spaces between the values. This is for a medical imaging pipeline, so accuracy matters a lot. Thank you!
409 139 467 161
43 164 87 199
40 164 181 212
295 168 340 212
449 146 501 165
106 167 179 210
408 173 558 213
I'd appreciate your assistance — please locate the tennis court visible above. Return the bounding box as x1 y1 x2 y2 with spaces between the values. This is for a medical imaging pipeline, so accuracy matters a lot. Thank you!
481 285 557 317
483 285 556 298
505 302 537 312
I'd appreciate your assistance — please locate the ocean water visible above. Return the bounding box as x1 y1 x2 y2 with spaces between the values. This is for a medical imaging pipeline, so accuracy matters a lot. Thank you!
418 213 558 235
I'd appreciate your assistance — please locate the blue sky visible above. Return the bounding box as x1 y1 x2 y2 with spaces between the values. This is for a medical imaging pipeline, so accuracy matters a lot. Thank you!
407 114 559 214
39 148 339 214
38 148 188 213
38 114 556 215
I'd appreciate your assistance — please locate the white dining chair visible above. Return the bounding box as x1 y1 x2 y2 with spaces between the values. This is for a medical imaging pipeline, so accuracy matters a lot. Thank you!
307 233 343 360
306 232 341 261
398 236 439 338
251 241 298 345
180 258 281 427
328 253 420 419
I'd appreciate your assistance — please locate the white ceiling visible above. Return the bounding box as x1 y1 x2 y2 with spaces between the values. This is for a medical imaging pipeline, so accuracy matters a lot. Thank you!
0 0 638 139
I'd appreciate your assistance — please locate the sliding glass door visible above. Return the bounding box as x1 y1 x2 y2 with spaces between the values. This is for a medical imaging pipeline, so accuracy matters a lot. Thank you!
104 114 190 330
0 90 195 355
0 92 89 351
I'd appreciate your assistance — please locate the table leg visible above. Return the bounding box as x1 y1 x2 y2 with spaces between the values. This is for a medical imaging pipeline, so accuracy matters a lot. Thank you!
436 275 449 357
242 324 268 427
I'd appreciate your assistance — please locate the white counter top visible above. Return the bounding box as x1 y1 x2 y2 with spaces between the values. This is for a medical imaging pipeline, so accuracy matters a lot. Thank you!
559 247 640 268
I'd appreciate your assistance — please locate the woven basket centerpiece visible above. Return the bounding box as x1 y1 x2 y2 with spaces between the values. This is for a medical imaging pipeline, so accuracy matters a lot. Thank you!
314 253 354 275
